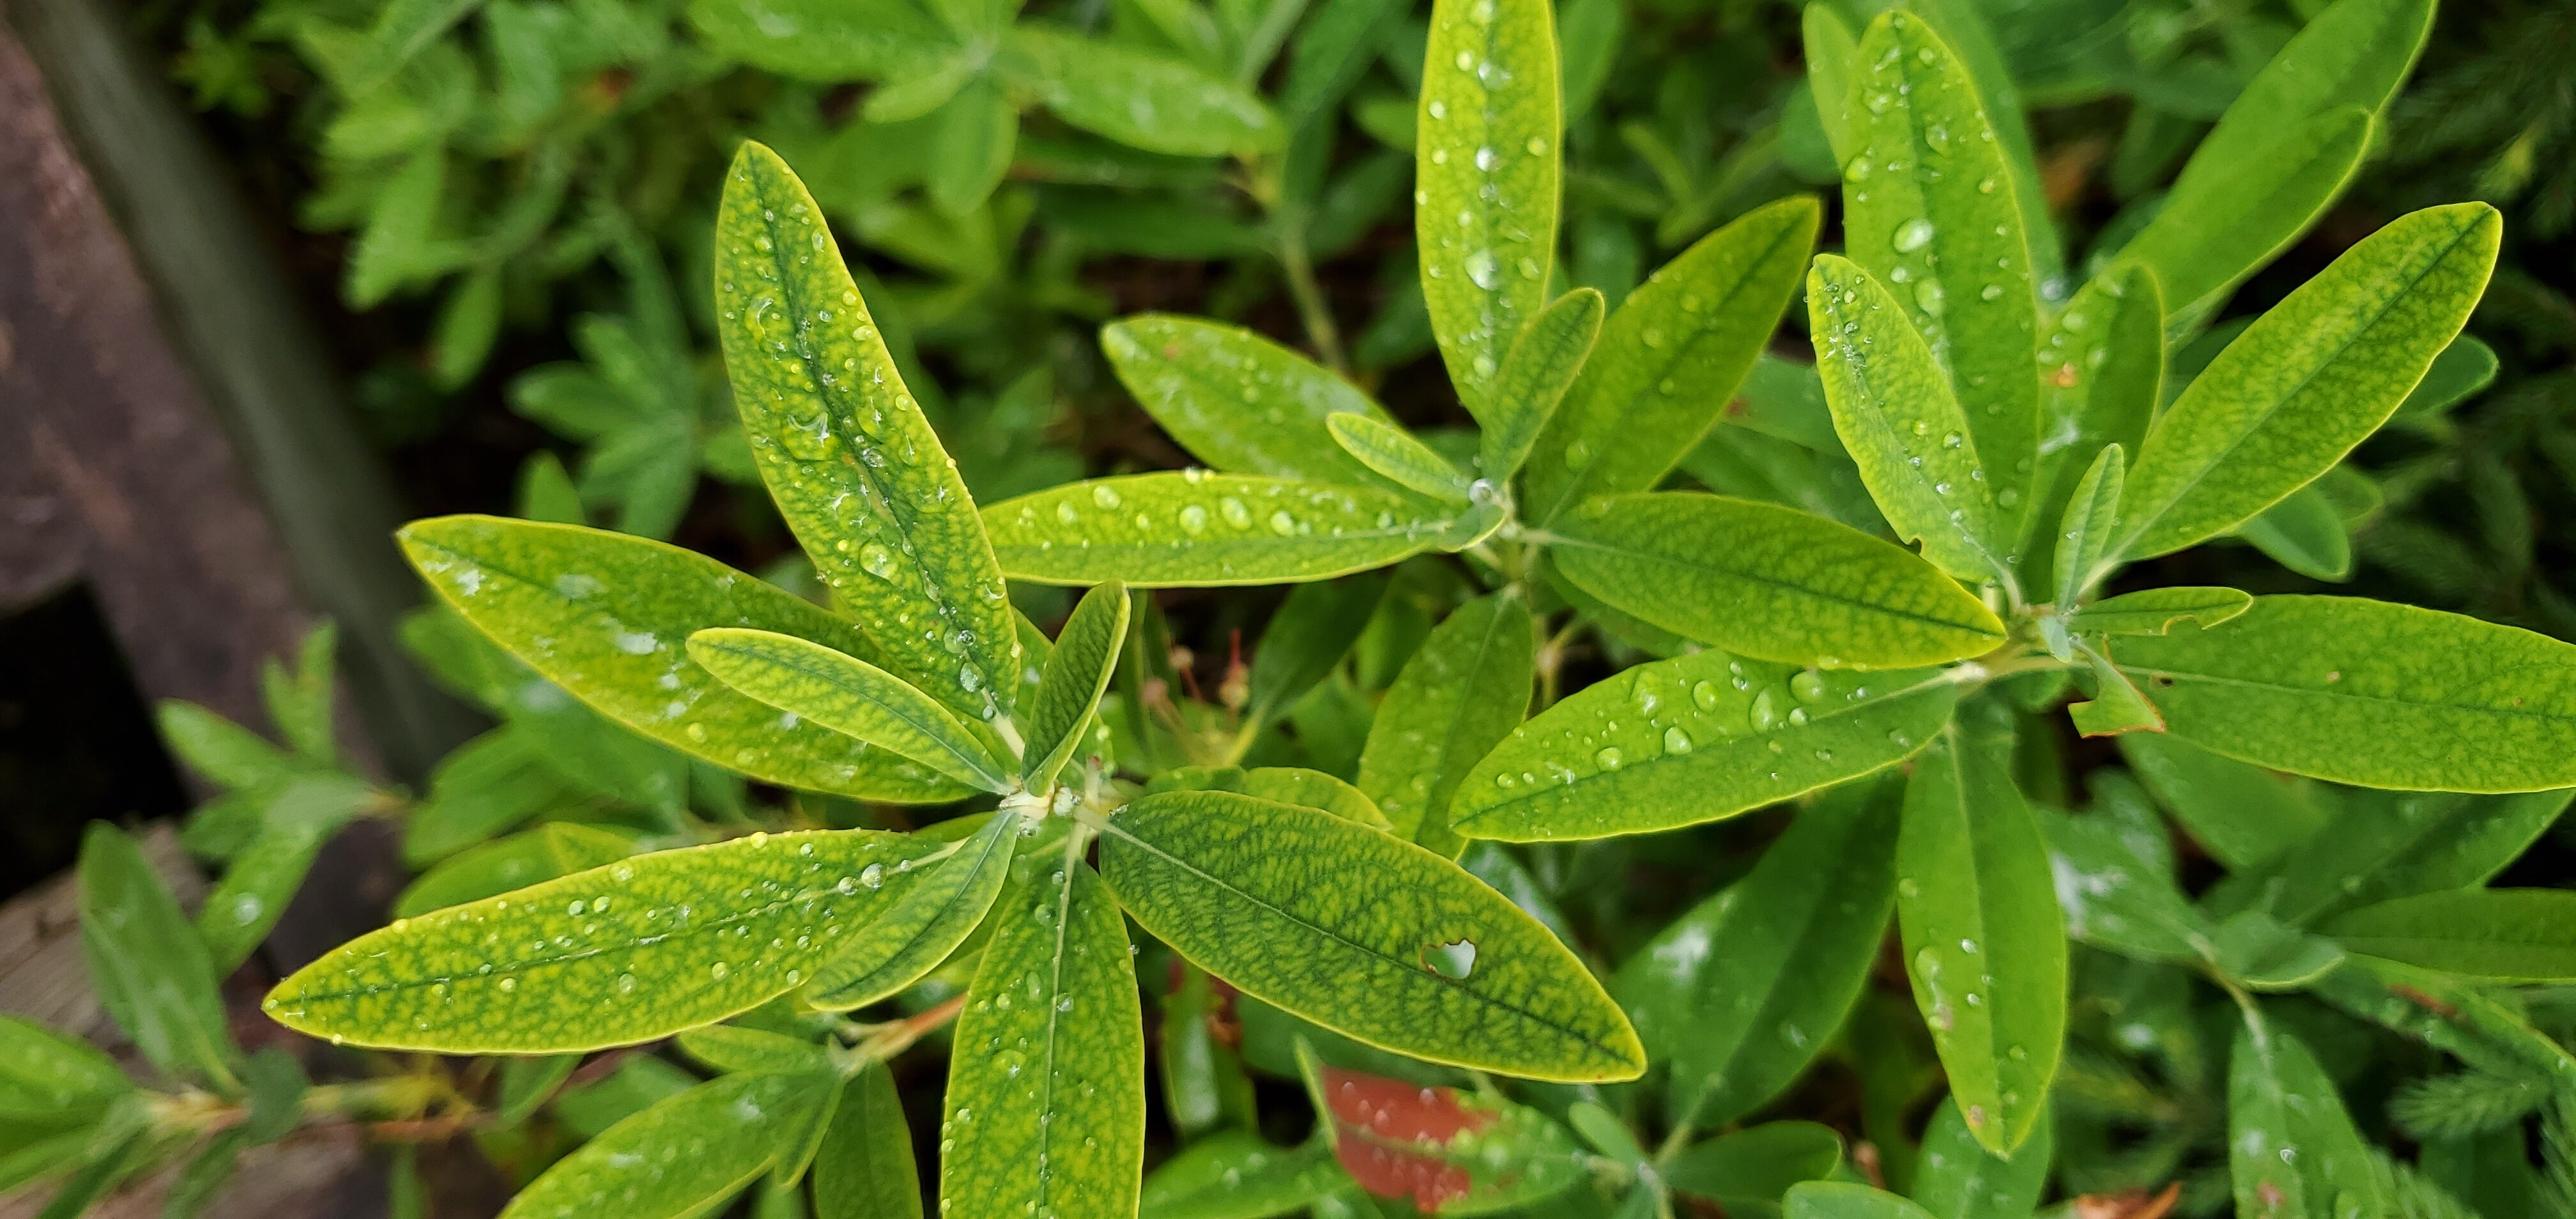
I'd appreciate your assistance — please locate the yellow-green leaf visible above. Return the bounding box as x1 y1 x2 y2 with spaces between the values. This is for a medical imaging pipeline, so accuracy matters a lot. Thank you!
79 824 236 1089
985 474 1448 586
814 1066 921 1219
1415 0 1560 421
940 850 1146 1219
2115 109 2370 326
687 628 1013 792
1896 723 2064 1156
1548 493 2006 669
714 142 1018 724
1100 315 1395 484
2324 889 2576 983
1327 413 1471 502
1523 198 1818 526
2050 445 2124 611
2027 264 2162 576
1808 256 2017 586
2066 586 2250 638
399 516 968 802
804 808 1020 1010
1100 790 1644 1082
394 823 640 920
1357 590 1535 858
498 1070 834 1219
264 830 942 1053
1480 288 1605 482
2115 204 2501 561
1023 583 1130 790
2108 595 2576 791
1452 648 1956 842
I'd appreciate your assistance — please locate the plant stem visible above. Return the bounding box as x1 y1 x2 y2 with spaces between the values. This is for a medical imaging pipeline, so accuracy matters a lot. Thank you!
1276 229 1347 374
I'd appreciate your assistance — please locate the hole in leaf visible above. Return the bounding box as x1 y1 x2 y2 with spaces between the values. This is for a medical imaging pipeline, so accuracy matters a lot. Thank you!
1422 939 1478 979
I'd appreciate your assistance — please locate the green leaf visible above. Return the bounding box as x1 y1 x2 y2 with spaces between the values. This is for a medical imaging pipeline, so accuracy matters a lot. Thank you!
494 1055 577 1129
498 1071 834 1219
2066 641 2164 738
1151 766 1392 829
1001 27 1284 156
2394 334 2499 420
2028 265 2163 576
265 829 943 1052
814 1066 922 1219
1414 0 1560 422
2115 109 2370 326
804 808 1020 1010
2208 909 2347 990
1301 1055 1586 1212
1327 413 1471 502
1453 647 1956 841
1787 1182 1942 1219
395 822 640 920
985 474 1448 586
1250 574 1391 721
1357 590 1534 857
688 629 1013 792
1840 11 2039 521
1100 790 1643 1081
2051 444 2124 608
1522 198 1818 526
2228 1022 2382 1219
1023 583 1130 790
400 516 967 801
677 1025 834 1075
1802 6 1859 162
2114 204 2501 561
1911 1094 2051 1219
714 142 1018 724
1549 493 2005 669
2237 481 2353 581
685 0 953 80
157 702 292 792
0 1016 128 1120
1100 315 1395 484
2108 595 2576 791
926 79 1017 215
1138 1132 1341 1219
1664 1122 1844 1215
77 824 236 1089
941 853 1146 1219
1158 958 1257 1139
2033 792 2208 963
2204 787 2573 928
1615 778 1900 1131
1480 288 1605 482
2389 888 2571 985
1807 256 2016 586
1896 724 2064 1155
2067 586 2251 638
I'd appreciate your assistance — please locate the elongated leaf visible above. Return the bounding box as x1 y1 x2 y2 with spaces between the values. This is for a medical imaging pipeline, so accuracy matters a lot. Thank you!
688 629 1012 792
1896 724 2064 1155
1100 315 1393 484
2051 445 2124 608
1841 10 2038 518
685 0 953 80
1249 574 1390 721
78 824 235 1088
1912 1095 2050 1219
2029 265 2162 577
1665 1122 1844 1215
1481 288 1604 482
1328 413 1470 502
2229 1022 2381 1219
1023 583 1130 789
199 779 374 973
2067 641 2163 737
941 854 1145 1219
814 1066 921 1219
1100 790 1643 1081
1615 778 1900 1130
677 1025 834 1075
2205 787 2573 927
2116 109 2370 325
1802 6 1859 162
0 1016 128 1120
1304 1059 1584 1212
1788 1183 1942 1219
2115 204 2501 560
804 808 1020 1009
2067 586 2250 638
1523 198 1818 525
986 474 1447 586
1139 1131 1341 1219
715 142 1018 723
1809 256 2016 586
1550 493 2005 669
2237 481 2353 581
1414 0 1560 421
157 702 293 792
498 1071 834 1219
2034 799 2207 964
1002 27 1284 156
1452 648 1956 841
266 830 942 1052
1357 590 1533 858
401 516 965 801
396 823 640 919
1153 766 1392 829
2324 891 2576 983
2395 334 2499 420
2109 595 2576 791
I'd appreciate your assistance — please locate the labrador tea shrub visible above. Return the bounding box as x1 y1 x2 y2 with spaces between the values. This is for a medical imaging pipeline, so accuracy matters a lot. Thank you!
17 0 2576 1215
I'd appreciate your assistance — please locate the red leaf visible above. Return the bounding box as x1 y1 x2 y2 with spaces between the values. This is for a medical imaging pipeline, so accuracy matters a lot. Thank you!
1319 1067 1496 1212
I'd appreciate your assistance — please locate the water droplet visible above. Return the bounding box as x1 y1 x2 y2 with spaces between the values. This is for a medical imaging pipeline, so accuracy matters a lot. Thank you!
1664 726 1693 754
1791 670 1828 702
1893 218 1936 252
1595 746 1623 770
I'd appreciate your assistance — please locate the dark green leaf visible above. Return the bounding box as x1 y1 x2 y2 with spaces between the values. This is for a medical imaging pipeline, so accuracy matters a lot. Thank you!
1357 590 1533 857
78 824 236 1088
814 1066 922 1219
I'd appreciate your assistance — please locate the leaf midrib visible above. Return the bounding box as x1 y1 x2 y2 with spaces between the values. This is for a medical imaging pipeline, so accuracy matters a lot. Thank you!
1103 814 1626 1069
